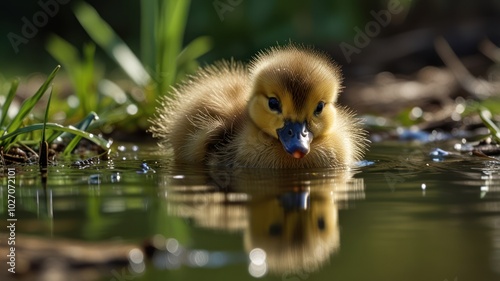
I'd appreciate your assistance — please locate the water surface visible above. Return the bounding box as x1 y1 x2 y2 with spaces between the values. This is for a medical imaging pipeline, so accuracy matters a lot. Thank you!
1 141 500 281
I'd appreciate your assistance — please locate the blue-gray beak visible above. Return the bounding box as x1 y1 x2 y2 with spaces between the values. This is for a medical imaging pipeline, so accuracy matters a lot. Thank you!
277 120 313 159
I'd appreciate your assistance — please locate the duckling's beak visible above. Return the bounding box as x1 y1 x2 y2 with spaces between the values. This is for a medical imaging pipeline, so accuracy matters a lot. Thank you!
277 120 313 159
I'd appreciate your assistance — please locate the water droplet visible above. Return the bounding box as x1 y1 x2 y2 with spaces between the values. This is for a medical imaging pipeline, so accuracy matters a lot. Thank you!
127 104 138 115
248 262 267 278
410 107 423 120
88 174 101 184
188 250 209 267
249 248 266 265
111 172 121 183
129 248 144 264
166 238 180 254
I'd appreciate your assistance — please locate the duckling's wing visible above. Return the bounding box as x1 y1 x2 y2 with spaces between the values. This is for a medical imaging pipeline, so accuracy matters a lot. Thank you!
149 60 249 164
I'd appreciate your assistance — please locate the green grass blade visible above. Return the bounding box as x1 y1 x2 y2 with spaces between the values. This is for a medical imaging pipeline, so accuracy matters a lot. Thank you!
73 111 98 131
46 35 80 68
39 89 52 169
46 111 99 143
175 36 213 80
4 65 60 134
479 107 500 143
0 123 111 150
62 112 98 155
74 2 151 87
140 0 157 74
0 78 19 130
46 130 62 144
176 36 213 68
158 0 191 94
46 35 98 115
63 135 83 155
46 35 85 112
41 88 53 143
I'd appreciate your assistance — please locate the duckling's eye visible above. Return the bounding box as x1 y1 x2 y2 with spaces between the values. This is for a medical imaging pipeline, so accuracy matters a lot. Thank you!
314 101 325 116
268 97 281 113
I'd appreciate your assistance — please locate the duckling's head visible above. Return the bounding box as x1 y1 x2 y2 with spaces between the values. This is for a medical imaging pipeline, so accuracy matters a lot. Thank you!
248 46 343 159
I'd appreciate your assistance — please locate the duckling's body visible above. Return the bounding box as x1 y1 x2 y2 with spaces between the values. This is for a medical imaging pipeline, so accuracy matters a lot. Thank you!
149 45 367 168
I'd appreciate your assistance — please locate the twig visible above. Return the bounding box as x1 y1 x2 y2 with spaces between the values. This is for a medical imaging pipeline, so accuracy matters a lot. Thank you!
435 37 495 99
19 142 39 162
479 38 500 63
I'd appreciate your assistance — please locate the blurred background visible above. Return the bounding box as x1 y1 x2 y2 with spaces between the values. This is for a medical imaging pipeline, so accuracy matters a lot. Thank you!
1 0 499 73
1 0 500 136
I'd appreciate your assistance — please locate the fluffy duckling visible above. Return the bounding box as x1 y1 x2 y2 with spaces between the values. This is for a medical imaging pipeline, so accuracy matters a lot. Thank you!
149 45 367 168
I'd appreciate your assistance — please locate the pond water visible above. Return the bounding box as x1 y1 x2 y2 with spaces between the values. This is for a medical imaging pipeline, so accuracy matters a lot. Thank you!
1 141 500 281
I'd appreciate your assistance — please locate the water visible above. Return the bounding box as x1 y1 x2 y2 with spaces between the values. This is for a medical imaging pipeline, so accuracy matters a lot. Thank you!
1 141 500 281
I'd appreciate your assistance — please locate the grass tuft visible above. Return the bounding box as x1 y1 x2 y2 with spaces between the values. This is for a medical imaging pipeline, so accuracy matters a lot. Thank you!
0 66 111 166
479 107 500 143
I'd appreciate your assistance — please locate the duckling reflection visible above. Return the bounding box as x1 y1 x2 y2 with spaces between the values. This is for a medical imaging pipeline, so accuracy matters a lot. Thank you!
244 187 339 274
160 168 364 275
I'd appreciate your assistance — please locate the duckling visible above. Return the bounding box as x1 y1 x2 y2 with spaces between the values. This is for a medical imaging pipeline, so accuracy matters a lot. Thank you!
149 45 368 168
